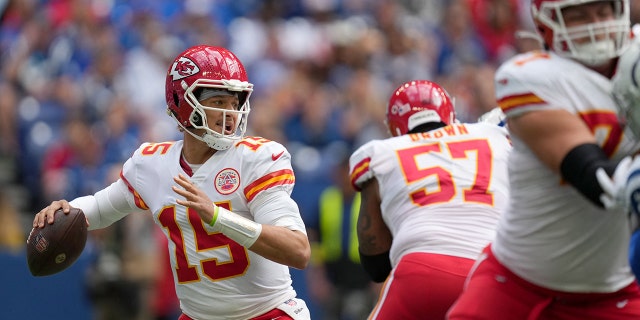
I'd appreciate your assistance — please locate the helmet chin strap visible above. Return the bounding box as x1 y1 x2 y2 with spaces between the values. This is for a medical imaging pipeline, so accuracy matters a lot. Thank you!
573 40 616 67
201 132 232 151
172 113 234 151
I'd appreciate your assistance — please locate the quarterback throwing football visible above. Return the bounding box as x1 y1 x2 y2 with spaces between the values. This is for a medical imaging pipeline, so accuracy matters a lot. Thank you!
33 45 311 320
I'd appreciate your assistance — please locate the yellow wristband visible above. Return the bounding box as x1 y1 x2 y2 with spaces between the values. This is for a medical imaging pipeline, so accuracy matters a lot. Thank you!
209 205 220 226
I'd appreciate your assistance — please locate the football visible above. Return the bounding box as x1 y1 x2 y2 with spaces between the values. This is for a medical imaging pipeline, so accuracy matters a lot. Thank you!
26 207 88 276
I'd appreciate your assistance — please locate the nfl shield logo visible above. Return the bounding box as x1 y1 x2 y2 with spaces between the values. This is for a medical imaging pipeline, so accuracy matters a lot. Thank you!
34 233 48 252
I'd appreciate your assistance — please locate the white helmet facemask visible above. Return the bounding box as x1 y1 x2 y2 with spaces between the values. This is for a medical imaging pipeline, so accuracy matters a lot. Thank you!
563 20 628 66
170 78 253 151
533 0 630 66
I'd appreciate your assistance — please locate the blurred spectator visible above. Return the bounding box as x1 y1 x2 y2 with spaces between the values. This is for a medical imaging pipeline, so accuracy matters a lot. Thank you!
437 64 498 122
85 221 146 320
149 228 180 320
306 155 380 320
283 78 344 149
0 188 25 253
432 0 486 77
338 68 388 149
84 164 162 320
0 81 19 156
116 12 182 142
41 116 106 203
98 96 142 165
368 2 434 86
467 0 521 63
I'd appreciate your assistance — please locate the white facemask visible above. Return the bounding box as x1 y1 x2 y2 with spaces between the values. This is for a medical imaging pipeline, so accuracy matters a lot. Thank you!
573 39 617 66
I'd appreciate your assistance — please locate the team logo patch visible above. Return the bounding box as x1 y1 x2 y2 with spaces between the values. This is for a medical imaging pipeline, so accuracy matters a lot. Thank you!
391 102 411 116
169 57 200 80
215 168 240 195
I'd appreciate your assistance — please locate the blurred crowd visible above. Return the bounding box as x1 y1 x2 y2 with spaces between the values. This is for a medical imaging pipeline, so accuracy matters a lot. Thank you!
0 0 558 319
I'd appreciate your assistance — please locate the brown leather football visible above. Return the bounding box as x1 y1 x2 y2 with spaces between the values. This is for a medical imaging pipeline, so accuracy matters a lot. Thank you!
26 207 88 276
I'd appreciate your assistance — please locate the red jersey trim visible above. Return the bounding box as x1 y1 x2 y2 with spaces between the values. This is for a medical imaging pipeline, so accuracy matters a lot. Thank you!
179 155 193 177
119 170 150 210
244 169 295 202
498 93 546 113
350 157 371 191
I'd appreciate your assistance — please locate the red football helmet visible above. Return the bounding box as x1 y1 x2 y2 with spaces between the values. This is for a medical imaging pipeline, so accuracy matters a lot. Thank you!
531 0 630 66
165 45 254 150
386 80 456 137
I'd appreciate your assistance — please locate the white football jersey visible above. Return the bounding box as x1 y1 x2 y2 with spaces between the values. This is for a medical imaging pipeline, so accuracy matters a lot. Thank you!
119 137 306 320
494 50 640 292
349 123 511 267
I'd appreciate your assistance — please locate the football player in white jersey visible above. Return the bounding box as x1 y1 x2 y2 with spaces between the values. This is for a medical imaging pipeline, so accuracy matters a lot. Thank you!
614 26 640 288
448 0 640 319
349 80 511 319
32 45 311 320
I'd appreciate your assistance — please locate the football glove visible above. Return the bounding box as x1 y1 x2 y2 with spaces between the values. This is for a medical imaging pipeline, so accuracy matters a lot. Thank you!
596 156 632 211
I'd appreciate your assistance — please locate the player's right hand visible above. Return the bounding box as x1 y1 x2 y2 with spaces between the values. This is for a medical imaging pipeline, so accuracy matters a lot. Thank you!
173 174 217 225
33 200 71 228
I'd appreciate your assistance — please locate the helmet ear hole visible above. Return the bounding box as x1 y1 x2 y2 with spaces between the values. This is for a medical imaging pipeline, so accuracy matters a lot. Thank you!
191 113 203 126
238 92 249 109
173 92 180 107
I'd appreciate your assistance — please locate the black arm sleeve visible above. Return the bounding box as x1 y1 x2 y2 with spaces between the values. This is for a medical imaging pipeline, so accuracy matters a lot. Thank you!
359 250 392 283
559 143 618 208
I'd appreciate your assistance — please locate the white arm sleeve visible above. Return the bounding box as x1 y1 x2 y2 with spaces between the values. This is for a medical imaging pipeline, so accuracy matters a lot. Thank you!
249 189 307 234
69 179 147 230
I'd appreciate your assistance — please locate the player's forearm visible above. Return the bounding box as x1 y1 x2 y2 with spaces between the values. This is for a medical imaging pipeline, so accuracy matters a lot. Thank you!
208 206 310 268
69 180 138 230
357 179 392 255
250 225 310 270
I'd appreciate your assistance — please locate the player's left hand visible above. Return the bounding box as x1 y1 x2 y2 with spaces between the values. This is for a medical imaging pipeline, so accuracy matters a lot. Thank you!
173 174 217 224
596 156 632 211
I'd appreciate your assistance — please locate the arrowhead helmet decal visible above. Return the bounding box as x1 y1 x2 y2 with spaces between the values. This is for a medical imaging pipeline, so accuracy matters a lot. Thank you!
169 57 200 81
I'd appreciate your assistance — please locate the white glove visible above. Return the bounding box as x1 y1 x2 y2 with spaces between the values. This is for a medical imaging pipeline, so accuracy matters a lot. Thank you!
596 156 632 210
625 156 640 219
